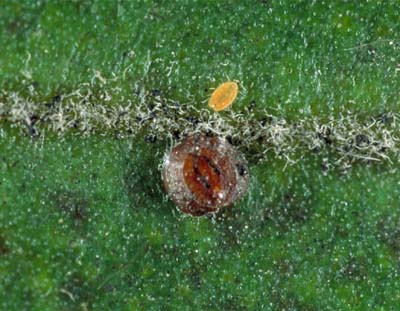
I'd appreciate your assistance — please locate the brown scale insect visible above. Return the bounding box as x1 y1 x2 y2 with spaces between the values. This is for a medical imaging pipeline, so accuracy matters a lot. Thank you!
163 134 249 216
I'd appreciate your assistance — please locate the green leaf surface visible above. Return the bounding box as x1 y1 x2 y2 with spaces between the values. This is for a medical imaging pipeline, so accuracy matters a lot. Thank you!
1 1 400 310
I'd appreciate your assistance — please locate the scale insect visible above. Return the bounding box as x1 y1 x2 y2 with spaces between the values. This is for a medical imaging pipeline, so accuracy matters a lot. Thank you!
162 134 250 216
208 81 239 112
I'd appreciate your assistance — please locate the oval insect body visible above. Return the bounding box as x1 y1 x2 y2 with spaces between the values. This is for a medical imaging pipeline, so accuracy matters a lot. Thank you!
208 81 239 112
163 134 249 216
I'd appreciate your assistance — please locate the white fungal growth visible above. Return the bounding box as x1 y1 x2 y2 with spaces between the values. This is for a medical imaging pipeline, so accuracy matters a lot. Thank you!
1 69 399 171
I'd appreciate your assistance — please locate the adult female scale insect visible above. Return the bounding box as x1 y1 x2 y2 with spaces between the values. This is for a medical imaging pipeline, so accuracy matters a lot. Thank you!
163 134 249 216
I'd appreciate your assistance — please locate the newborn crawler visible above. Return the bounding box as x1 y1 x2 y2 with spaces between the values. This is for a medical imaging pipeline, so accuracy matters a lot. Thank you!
208 81 238 112
163 134 250 216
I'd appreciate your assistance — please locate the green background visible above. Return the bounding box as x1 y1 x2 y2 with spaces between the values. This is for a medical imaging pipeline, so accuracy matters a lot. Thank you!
1 1 400 310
